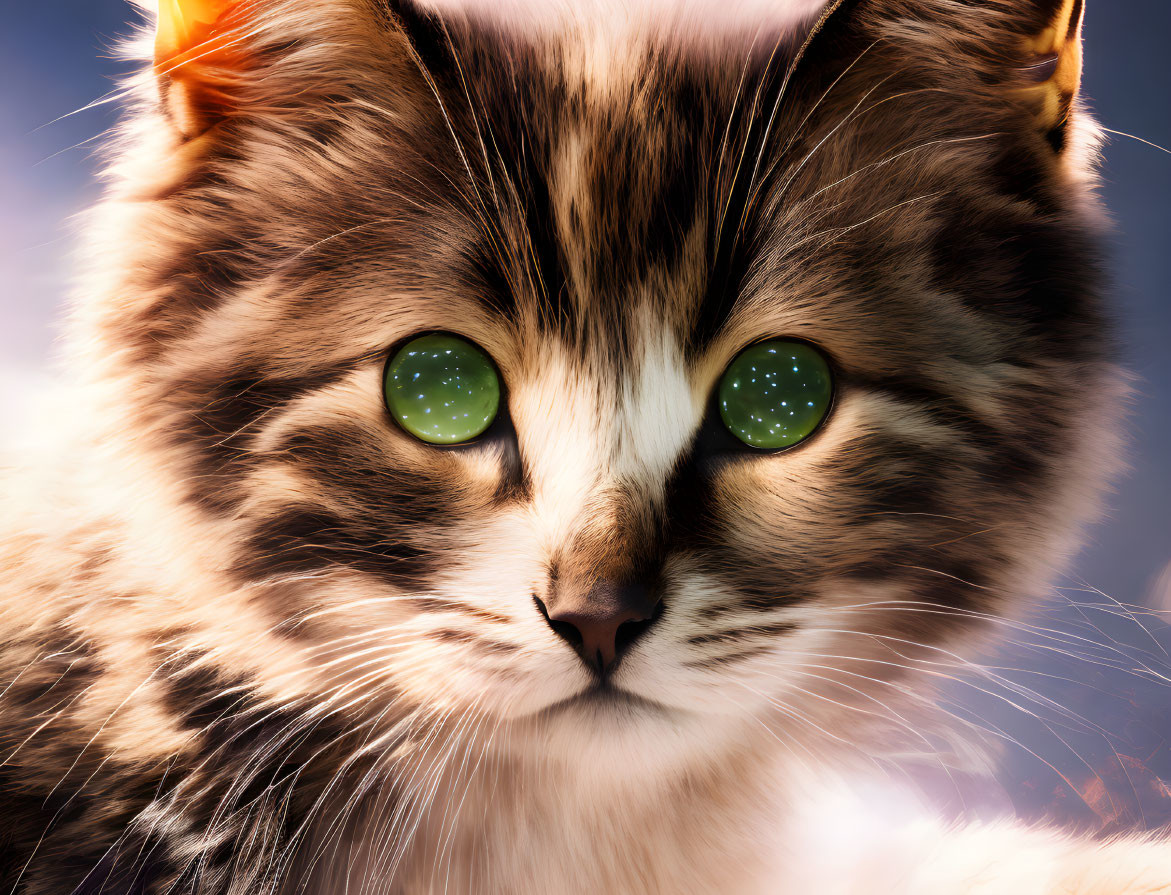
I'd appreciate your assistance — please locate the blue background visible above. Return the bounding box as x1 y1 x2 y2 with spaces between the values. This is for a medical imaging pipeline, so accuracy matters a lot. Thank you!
1 0 1168 830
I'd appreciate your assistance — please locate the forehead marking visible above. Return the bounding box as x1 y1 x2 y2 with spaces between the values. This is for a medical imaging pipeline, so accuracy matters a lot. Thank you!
550 124 595 309
614 313 704 486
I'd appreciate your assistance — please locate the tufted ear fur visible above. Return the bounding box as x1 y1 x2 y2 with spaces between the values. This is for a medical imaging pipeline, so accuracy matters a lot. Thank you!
149 0 450 146
813 0 1090 155
1016 0 1085 148
153 0 254 137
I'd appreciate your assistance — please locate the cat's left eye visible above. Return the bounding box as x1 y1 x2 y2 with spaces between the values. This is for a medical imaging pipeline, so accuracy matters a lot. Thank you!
383 333 502 445
717 339 834 450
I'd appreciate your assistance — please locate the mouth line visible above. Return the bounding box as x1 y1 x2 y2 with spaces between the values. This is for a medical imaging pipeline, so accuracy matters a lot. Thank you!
535 683 669 720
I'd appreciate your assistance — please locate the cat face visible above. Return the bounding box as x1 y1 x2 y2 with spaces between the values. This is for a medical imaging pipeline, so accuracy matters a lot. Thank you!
83 0 1115 769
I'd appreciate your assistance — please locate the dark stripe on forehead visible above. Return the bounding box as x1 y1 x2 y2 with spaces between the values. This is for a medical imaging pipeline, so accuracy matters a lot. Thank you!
401 14 575 331
476 63 710 336
687 31 810 354
569 60 708 292
423 24 771 340
379 0 452 64
503 105 572 329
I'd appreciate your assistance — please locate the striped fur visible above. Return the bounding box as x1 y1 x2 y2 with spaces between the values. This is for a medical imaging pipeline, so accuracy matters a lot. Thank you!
0 0 1155 892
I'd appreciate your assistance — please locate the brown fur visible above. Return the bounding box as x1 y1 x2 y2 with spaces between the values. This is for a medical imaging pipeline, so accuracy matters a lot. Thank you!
0 0 1142 892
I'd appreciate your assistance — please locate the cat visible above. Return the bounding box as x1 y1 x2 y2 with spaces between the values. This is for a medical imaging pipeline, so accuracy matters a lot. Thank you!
2 0 1169 892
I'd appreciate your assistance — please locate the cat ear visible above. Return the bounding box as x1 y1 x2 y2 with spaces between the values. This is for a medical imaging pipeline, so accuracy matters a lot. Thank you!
153 0 251 138
819 0 1089 153
1015 0 1085 146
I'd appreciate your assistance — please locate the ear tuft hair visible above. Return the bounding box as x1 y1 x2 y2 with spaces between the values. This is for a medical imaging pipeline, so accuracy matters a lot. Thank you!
1016 0 1085 148
827 0 1091 155
153 0 253 137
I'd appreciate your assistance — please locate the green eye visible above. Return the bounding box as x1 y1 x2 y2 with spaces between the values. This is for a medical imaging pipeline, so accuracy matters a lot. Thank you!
717 340 833 450
384 333 502 445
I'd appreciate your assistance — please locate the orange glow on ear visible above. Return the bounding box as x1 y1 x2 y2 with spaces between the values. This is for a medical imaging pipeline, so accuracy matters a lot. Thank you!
153 0 250 136
1017 0 1085 134
155 0 242 72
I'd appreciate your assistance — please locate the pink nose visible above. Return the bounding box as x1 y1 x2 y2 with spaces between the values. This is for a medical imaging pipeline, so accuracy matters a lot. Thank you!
536 580 660 675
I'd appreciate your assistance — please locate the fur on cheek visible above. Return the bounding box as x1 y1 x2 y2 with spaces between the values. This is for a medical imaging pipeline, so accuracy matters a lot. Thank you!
0 0 1148 892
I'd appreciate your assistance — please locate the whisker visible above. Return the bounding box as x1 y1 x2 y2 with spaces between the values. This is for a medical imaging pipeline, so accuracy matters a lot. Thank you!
1101 126 1171 154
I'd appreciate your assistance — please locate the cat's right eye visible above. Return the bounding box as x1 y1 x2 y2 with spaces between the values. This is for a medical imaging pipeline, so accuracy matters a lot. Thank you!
383 333 502 445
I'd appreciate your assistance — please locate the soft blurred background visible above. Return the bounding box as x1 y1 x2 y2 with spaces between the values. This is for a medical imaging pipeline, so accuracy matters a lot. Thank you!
1 0 1168 832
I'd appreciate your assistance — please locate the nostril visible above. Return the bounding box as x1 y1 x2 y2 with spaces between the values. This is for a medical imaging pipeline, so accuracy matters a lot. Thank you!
534 595 584 650
551 620 584 649
614 599 663 657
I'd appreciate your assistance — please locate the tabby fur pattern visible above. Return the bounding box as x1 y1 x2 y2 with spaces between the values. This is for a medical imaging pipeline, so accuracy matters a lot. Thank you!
2 0 1167 892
